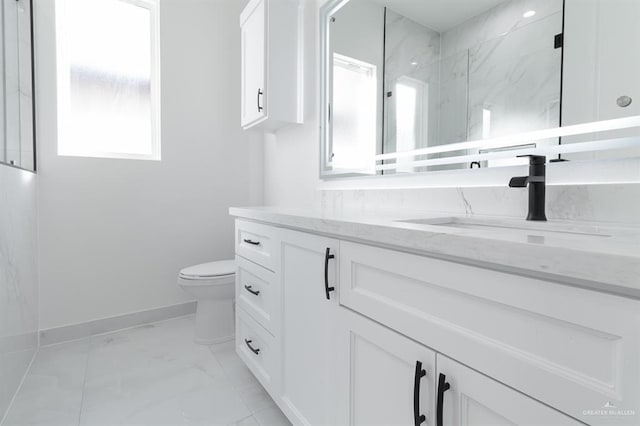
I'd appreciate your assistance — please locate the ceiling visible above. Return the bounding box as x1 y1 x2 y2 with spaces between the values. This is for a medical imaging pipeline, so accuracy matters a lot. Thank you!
369 0 509 32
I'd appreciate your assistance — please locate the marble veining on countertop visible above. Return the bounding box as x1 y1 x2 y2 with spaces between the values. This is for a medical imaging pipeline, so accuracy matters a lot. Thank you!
229 206 640 299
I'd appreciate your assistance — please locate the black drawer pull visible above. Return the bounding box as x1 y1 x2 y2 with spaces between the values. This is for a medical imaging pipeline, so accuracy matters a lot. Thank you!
324 248 335 300
257 88 264 112
245 339 260 355
437 373 451 426
413 361 427 426
244 285 260 296
243 238 261 246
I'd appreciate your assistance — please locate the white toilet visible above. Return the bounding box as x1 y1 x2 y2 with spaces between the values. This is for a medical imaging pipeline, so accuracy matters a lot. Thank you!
177 260 235 345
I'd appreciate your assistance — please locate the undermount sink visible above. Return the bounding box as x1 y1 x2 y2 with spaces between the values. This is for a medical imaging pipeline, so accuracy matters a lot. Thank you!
395 216 612 238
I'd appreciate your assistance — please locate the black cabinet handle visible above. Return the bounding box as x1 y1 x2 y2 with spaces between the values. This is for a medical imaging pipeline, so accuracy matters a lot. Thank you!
243 238 261 246
413 361 427 426
244 285 260 296
244 339 260 355
324 248 335 300
437 373 451 426
257 88 264 112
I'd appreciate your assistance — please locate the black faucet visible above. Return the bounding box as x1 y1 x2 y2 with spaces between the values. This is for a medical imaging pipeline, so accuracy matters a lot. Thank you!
509 155 547 221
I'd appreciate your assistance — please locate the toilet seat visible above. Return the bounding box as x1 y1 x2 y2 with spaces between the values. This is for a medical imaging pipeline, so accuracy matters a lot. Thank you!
177 259 236 345
179 260 235 280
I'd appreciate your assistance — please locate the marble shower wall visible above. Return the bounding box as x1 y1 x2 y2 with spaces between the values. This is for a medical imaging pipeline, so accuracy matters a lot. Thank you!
440 0 562 58
382 0 563 172
440 0 563 145
0 165 38 420
464 5 562 142
383 9 441 154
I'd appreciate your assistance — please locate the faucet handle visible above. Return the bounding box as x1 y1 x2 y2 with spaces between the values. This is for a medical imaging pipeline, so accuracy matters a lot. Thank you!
509 176 529 188
517 154 546 165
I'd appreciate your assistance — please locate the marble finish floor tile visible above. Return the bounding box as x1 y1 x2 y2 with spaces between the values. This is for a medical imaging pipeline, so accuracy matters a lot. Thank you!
252 406 291 426
2 339 90 426
3 316 289 426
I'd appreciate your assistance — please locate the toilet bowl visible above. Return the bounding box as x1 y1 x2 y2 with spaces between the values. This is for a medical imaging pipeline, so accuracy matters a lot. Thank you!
177 260 235 345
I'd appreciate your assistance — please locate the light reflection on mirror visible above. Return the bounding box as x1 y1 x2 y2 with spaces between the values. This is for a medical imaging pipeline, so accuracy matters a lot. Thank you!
331 53 377 172
394 78 423 174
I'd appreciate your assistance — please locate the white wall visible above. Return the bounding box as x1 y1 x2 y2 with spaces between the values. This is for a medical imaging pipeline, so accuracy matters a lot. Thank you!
35 0 263 330
0 165 38 420
263 0 640 222
263 0 322 207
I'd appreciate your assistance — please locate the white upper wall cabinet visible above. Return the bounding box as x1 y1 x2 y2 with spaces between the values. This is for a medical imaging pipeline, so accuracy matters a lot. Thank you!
240 0 303 131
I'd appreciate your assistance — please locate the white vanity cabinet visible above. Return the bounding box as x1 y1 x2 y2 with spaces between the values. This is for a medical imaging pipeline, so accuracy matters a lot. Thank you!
240 0 303 131
334 308 437 426
334 308 580 426
338 241 640 425
278 229 341 425
436 355 581 426
232 218 640 426
234 220 281 393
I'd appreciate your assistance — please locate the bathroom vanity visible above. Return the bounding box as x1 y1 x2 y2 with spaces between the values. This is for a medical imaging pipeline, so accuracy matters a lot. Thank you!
231 207 640 426
231 1 640 423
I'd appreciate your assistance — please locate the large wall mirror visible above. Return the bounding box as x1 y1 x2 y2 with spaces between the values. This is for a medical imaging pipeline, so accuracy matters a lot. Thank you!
320 0 640 177
1 0 35 172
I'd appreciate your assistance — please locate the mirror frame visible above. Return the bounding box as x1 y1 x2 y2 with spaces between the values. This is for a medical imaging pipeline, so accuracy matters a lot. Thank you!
1 0 37 173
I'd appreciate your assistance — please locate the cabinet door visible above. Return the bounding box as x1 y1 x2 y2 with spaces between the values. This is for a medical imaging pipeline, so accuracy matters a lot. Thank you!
240 0 267 127
280 229 339 425
335 308 436 426
436 355 581 426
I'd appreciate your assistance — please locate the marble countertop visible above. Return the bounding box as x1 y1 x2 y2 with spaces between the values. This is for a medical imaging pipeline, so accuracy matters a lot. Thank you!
229 206 640 299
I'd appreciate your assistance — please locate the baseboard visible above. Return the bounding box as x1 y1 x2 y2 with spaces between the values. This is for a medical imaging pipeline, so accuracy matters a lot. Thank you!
39 301 197 346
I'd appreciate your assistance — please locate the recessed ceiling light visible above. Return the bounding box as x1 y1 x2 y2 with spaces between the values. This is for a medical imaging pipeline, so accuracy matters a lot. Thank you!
523 10 536 18
411 62 418 66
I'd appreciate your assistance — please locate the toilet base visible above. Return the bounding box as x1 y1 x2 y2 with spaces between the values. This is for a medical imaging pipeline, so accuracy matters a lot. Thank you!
193 298 235 345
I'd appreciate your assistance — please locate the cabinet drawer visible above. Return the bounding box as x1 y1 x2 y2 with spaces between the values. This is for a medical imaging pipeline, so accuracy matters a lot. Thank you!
236 306 279 392
236 255 278 334
339 241 640 425
235 220 278 271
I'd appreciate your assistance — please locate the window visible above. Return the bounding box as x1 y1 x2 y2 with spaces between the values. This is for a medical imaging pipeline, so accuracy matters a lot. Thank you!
56 0 160 160
330 53 377 173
